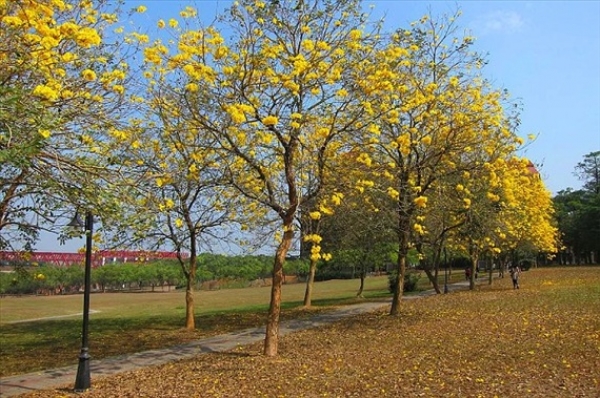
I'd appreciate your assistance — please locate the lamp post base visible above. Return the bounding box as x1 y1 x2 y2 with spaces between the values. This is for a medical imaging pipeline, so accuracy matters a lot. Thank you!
74 349 91 392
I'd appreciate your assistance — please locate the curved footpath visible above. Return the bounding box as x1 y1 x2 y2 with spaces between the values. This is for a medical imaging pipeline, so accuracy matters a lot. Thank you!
0 279 479 397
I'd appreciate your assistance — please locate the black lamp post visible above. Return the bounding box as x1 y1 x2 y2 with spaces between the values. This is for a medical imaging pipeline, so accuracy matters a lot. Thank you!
69 211 93 392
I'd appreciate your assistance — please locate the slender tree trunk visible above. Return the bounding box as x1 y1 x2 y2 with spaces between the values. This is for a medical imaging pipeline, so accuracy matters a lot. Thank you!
303 258 317 307
390 229 408 316
390 253 406 315
356 272 365 297
264 222 293 357
469 252 478 290
185 274 195 329
182 237 197 330
390 225 409 316
423 268 441 294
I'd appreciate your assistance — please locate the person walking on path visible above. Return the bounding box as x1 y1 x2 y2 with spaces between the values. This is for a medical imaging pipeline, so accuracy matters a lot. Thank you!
509 265 521 289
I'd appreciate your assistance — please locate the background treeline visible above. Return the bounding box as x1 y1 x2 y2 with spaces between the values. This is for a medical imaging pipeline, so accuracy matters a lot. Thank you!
552 151 600 265
0 247 534 296
0 255 306 295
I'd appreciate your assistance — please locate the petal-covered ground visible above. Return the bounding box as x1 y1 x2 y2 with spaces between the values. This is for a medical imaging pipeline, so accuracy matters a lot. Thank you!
19 267 600 397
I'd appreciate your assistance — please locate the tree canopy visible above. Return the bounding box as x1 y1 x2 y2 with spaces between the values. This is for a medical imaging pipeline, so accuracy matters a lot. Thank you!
1 0 565 356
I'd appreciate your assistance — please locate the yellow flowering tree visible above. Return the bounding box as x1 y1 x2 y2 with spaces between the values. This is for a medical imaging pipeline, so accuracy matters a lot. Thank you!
408 177 466 293
318 163 397 297
139 0 382 355
0 0 133 249
299 193 339 307
109 67 249 329
447 156 557 288
354 12 523 314
488 158 558 269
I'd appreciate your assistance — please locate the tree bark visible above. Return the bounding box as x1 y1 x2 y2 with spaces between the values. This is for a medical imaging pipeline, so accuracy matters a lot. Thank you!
390 254 406 316
184 249 196 329
185 276 195 329
264 222 293 357
356 272 365 297
469 252 478 290
303 258 317 307
181 233 197 330
390 225 409 316
423 268 441 294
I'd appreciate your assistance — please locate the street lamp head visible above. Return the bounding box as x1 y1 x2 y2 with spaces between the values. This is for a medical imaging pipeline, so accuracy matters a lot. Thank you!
67 212 85 229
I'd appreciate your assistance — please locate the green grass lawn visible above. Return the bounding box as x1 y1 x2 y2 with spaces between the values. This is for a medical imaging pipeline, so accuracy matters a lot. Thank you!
0 275 392 376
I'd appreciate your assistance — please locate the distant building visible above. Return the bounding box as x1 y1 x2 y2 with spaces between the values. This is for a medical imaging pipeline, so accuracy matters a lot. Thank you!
0 250 185 267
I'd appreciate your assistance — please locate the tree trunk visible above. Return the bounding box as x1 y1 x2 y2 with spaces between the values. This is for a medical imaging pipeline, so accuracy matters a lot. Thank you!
356 272 365 297
264 222 293 357
390 254 406 315
423 268 441 294
390 226 409 316
185 276 195 329
182 238 197 330
469 253 478 290
303 258 317 307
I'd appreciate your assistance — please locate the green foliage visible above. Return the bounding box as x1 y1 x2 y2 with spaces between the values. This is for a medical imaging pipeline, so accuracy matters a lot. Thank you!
0 255 311 295
387 270 422 293
197 254 272 281
553 151 600 264
284 258 310 278
447 256 471 271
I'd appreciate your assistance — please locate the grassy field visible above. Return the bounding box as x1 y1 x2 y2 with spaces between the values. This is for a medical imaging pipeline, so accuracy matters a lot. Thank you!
5 267 599 397
0 275 394 377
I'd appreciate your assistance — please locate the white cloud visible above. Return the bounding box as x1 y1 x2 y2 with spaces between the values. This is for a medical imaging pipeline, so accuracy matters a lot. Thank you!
474 10 525 34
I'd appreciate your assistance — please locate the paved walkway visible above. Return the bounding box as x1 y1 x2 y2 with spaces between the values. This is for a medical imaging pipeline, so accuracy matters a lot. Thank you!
0 279 478 397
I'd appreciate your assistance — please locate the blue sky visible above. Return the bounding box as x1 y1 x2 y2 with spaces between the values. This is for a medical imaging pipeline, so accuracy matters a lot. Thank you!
37 0 600 252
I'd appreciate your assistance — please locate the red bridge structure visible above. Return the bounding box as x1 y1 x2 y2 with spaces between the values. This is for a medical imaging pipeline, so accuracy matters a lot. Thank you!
0 250 184 267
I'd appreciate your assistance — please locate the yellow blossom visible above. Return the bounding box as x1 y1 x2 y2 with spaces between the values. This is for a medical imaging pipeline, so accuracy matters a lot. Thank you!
75 27 101 47
185 83 199 92
82 69 96 81
414 196 428 208
309 211 321 220
413 223 425 235
387 187 400 200
262 115 278 126
331 192 344 206
32 85 59 101
349 29 362 40
303 234 322 244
